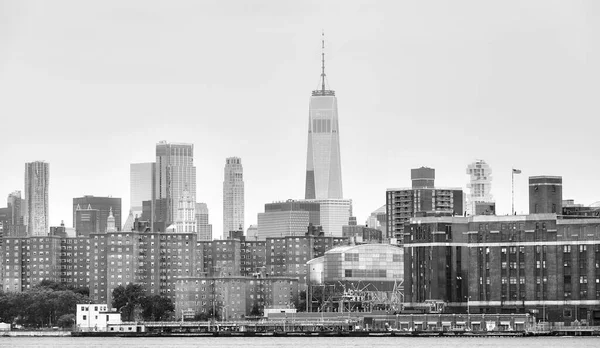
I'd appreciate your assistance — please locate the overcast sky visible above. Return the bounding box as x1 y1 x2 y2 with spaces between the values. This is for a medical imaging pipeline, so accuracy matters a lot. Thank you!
1 0 599 238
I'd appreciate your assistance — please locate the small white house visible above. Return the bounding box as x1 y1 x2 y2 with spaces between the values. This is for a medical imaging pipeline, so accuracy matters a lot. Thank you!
76 304 121 331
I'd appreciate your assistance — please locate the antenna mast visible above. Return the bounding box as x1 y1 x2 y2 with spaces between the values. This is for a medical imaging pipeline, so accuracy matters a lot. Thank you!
321 30 326 93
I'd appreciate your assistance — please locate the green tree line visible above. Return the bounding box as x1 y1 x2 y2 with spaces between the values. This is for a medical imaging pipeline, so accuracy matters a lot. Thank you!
111 283 174 322
0 280 90 328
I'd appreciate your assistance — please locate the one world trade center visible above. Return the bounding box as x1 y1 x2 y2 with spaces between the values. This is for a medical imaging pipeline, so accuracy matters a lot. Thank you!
305 36 343 200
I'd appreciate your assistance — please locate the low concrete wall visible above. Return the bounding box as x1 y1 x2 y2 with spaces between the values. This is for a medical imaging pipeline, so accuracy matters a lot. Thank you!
1 331 72 337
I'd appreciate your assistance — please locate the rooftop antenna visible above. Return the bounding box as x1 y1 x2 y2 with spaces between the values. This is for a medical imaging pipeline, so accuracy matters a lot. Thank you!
312 31 334 96
321 30 326 93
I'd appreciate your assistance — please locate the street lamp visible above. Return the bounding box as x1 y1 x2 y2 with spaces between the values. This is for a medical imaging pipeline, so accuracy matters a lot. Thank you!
466 296 471 315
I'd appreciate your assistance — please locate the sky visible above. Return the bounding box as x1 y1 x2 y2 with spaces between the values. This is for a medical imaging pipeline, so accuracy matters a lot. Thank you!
1 0 599 238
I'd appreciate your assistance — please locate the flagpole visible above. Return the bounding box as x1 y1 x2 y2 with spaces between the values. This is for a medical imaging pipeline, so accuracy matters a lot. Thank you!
512 169 514 215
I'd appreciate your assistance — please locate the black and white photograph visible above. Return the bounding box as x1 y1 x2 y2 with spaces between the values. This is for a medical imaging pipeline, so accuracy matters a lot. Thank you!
0 1 599 347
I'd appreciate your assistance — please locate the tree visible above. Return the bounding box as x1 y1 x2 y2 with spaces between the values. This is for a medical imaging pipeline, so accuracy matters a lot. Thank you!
0 284 90 328
140 295 174 321
249 304 263 317
57 314 75 328
293 290 307 312
111 284 146 322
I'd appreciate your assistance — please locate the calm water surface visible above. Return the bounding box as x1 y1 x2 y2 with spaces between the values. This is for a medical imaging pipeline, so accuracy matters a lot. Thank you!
1 336 598 348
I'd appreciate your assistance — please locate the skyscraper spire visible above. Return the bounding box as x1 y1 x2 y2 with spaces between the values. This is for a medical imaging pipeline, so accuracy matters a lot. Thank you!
313 32 334 97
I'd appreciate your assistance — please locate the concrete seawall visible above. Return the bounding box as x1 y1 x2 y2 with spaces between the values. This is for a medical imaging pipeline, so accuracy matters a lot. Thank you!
1 331 72 337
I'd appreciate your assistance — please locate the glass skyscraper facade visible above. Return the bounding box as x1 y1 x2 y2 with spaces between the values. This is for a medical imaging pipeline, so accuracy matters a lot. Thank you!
130 162 154 218
308 198 352 237
195 202 212 241
155 141 196 226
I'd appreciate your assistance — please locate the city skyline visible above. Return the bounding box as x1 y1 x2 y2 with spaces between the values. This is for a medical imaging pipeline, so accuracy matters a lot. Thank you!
1 1 599 235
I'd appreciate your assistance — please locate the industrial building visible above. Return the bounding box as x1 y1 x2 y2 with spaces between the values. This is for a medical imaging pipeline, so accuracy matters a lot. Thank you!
402 213 600 324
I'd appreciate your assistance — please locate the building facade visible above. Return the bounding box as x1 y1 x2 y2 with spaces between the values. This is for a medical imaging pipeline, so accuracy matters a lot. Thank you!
386 167 463 241
174 188 196 233
74 206 100 236
257 200 320 240
307 243 404 313
529 176 562 214
89 225 199 305
24 161 50 236
155 141 196 226
195 203 213 241
175 275 299 320
73 196 121 234
130 163 155 218
7 191 24 228
308 199 352 237
402 214 600 324
466 160 494 216
223 157 244 236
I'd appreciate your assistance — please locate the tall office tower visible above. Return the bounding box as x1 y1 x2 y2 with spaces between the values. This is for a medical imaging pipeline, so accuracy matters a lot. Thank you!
72 196 121 233
74 205 100 237
7 191 24 226
310 199 352 237
304 36 343 200
466 160 494 216
155 141 196 226
257 199 321 240
223 157 244 236
529 176 562 214
25 161 50 236
195 203 213 241
130 163 155 218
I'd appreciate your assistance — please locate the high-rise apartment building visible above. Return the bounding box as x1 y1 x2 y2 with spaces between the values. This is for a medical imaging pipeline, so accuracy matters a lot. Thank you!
24 161 50 236
304 38 343 200
386 167 463 240
155 141 196 226
130 163 155 218
223 157 244 236
72 196 121 233
195 203 212 241
411 167 435 188
466 160 494 216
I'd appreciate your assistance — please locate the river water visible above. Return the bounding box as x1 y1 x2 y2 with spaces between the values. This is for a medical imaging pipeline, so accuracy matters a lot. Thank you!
0 336 598 348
